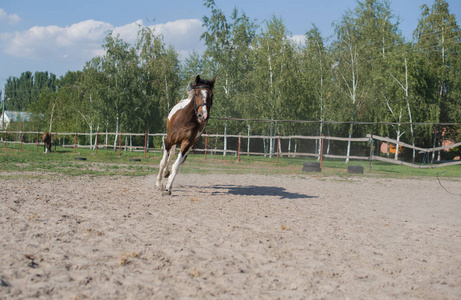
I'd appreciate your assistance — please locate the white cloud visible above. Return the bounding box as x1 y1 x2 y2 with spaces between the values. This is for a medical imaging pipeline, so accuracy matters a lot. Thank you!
1 20 113 61
0 8 20 24
56 20 113 47
151 19 204 51
290 35 306 46
112 18 205 54
1 18 204 63
112 19 144 45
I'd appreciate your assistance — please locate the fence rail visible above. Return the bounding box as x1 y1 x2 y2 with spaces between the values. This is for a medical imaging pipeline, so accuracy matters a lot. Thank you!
1 130 460 169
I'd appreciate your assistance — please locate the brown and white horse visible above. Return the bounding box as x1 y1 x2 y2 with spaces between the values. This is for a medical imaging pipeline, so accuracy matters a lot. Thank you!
42 132 52 153
156 75 216 195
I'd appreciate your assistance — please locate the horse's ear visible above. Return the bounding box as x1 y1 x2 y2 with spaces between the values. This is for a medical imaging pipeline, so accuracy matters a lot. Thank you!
195 75 201 85
210 76 217 87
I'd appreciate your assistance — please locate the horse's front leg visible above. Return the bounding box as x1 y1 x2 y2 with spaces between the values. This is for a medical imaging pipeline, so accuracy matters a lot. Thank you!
164 144 191 195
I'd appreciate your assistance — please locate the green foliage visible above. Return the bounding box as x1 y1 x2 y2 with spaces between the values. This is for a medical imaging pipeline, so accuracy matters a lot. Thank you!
4 71 57 112
414 0 461 139
2 0 460 151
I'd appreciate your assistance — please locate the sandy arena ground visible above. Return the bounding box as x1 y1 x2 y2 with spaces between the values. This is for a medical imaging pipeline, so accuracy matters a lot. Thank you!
0 172 460 299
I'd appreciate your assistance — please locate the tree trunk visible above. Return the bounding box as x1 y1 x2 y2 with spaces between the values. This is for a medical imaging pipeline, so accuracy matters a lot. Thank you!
269 123 273 159
247 124 250 156
395 109 403 161
48 103 56 133
113 115 119 151
89 124 93 150
223 123 227 157
345 123 353 164
288 138 291 157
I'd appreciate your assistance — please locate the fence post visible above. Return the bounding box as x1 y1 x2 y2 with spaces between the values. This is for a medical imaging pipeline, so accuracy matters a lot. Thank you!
238 132 241 163
320 134 324 169
4 131 6 149
276 133 280 164
146 130 150 153
223 125 227 157
144 130 147 158
247 124 250 156
118 131 122 157
204 131 208 159
95 131 99 154
20 131 23 151
369 135 373 172
74 132 77 153
36 131 39 151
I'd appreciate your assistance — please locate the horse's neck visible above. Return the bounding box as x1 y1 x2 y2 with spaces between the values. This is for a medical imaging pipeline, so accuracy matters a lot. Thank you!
168 97 193 121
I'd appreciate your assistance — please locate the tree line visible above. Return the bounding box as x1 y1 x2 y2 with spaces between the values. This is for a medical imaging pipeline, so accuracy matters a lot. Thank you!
2 0 460 157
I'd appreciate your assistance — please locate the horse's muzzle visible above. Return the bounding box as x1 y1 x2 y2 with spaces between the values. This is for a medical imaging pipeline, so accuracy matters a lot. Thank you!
197 112 208 122
195 102 209 122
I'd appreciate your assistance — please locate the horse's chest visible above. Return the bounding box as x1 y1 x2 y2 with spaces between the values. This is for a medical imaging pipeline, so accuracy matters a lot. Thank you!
194 122 207 141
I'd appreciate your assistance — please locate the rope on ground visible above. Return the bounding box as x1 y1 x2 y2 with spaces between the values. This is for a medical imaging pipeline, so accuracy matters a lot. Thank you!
436 171 461 196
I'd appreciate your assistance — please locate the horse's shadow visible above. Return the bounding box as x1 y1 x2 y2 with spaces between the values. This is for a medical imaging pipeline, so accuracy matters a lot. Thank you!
208 185 317 200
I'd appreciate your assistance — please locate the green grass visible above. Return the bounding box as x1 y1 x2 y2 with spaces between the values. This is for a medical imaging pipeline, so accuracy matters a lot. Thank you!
0 143 460 180
0 144 155 178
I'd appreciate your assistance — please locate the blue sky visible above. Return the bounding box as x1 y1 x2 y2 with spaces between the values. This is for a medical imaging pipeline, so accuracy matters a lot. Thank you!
0 0 460 94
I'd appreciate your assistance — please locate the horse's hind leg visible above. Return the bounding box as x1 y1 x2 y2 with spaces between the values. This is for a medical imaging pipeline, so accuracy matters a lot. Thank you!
156 145 177 190
163 145 176 178
156 148 170 190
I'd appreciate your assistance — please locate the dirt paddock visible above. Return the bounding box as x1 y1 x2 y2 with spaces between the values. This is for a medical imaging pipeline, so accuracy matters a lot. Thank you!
1 172 460 299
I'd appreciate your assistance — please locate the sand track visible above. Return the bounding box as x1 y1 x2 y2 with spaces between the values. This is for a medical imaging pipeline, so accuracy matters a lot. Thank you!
1 173 460 299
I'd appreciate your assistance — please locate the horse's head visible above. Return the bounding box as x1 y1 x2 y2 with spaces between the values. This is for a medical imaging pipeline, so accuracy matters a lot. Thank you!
191 75 216 123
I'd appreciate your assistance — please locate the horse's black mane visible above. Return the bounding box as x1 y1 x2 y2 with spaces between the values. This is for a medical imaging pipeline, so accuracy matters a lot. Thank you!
189 77 215 89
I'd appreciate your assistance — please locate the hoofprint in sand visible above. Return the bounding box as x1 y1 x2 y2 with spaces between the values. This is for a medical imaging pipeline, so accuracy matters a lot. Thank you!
1 173 460 299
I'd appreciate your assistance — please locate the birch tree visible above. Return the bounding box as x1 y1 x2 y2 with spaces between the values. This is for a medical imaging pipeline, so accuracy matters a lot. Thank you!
414 0 461 160
332 12 361 164
302 25 332 157
137 26 181 133
248 16 300 155
201 0 257 155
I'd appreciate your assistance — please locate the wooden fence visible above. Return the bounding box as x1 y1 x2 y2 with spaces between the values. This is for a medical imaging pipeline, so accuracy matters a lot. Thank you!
1 130 461 169
368 134 461 169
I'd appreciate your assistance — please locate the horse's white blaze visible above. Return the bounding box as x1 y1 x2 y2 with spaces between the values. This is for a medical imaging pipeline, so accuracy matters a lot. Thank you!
200 89 208 119
168 98 191 121
200 89 208 100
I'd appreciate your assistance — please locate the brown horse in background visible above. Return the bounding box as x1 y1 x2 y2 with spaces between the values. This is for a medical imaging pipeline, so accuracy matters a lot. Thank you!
42 132 52 153
156 75 216 195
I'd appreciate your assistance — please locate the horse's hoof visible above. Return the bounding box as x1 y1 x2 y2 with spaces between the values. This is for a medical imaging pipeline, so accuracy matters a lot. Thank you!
164 171 170 178
162 190 172 196
156 183 165 191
